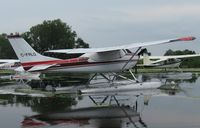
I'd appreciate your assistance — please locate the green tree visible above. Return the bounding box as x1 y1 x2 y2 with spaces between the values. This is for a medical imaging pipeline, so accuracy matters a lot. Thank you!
22 19 89 54
164 49 174 56
75 38 89 48
164 49 195 56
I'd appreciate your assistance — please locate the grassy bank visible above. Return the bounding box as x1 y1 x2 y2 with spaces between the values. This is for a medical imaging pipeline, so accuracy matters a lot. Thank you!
0 70 14 75
134 68 200 73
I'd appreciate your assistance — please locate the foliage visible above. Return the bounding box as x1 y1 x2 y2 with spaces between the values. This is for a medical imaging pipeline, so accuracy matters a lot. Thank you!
22 19 89 54
164 49 200 68
164 49 195 56
75 38 89 48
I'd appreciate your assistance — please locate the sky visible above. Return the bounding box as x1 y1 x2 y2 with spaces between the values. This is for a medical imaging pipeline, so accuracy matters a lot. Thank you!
0 0 200 55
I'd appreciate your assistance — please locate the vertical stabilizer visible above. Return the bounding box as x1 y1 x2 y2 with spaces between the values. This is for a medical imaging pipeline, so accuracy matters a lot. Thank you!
143 52 152 65
7 35 59 63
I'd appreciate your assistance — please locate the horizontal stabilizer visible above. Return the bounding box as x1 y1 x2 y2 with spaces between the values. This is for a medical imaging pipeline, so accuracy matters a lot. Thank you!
27 64 56 72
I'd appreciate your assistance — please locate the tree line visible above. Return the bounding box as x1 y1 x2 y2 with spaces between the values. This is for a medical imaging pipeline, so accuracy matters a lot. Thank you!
164 49 200 68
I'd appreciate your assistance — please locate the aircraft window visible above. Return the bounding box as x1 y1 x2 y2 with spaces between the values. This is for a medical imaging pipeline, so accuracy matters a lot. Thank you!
168 59 175 62
125 49 132 53
150 59 159 61
122 49 127 54
0 62 6 64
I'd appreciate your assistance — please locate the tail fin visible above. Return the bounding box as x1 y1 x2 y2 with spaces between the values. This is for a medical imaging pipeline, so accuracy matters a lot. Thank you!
7 35 59 63
143 51 152 65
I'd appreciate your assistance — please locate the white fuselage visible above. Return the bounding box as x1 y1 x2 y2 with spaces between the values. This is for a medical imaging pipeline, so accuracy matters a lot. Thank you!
43 53 139 73
144 59 182 68
155 61 181 68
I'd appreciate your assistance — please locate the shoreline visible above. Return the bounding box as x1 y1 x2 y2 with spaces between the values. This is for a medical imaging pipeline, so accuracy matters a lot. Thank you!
133 68 200 73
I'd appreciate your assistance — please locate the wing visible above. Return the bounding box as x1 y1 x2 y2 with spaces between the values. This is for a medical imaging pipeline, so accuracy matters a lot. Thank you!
46 36 195 54
141 54 200 60
140 56 163 60
0 59 19 63
160 54 200 59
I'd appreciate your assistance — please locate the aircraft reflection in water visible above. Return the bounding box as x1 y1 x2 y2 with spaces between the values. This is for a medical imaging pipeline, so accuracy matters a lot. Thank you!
19 84 183 128
21 95 148 128
139 72 198 84
137 72 198 96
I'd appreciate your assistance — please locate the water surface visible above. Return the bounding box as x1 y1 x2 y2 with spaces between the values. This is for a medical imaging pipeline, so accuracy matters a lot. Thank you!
0 72 200 128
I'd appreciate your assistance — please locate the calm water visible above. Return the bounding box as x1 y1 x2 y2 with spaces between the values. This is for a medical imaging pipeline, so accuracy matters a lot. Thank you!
0 72 200 128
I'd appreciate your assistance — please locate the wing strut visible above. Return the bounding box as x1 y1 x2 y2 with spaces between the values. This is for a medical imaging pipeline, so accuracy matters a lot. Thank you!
121 47 142 70
111 47 142 82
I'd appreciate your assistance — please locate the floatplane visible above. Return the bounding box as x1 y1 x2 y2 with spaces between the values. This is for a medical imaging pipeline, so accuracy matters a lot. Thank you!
7 35 195 91
0 59 40 84
140 49 200 70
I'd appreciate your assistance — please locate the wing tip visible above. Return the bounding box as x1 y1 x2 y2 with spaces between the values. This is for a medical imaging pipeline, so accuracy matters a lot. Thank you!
170 36 196 43
178 36 196 41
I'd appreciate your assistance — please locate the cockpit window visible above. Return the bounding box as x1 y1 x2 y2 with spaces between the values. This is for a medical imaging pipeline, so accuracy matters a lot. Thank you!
0 62 6 64
125 49 132 53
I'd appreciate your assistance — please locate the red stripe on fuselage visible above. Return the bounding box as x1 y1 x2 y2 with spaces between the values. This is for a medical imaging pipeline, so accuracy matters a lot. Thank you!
21 57 89 67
